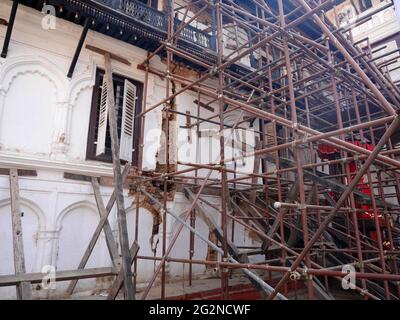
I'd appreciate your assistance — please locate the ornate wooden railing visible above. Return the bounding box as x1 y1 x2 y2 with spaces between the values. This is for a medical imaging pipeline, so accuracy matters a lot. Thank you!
174 20 211 49
97 0 212 50
119 0 167 30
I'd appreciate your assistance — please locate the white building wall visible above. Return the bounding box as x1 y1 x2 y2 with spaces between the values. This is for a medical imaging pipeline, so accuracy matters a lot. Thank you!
327 0 400 81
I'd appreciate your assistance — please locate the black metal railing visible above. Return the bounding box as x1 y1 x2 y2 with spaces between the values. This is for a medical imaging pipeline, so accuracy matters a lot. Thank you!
174 20 211 49
96 0 213 50
120 0 167 30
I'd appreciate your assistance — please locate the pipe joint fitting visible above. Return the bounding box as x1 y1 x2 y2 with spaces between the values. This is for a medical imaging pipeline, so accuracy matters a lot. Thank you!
289 271 301 281
360 289 369 296
297 203 307 210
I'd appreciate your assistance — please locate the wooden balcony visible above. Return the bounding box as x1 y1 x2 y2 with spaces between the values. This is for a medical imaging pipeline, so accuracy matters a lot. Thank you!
19 0 214 58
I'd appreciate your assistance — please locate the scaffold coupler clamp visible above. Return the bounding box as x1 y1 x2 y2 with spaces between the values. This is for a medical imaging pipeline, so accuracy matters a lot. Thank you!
360 289 368 296
289 270 301 281
297 203 307 210
222 257 230 274
302 266 312 280
301 133 309 144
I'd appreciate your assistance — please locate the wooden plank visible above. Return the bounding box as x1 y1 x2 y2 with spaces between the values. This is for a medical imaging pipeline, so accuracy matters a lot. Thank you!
0 267 117 287
9 168 32 300
106 242 139 300
63 172 92 182
91 177 120 263
0 168 37 177
104 53 135 300
86 45 131 66
66 164 131 295
193 99 215 112
63 172 123 187
66 178 121 295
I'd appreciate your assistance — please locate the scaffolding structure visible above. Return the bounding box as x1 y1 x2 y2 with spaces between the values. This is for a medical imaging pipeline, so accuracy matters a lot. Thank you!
1 0 400 300
127 0 400 300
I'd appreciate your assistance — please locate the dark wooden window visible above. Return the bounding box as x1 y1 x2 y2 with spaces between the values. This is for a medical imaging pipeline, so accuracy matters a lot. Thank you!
86 69 143 164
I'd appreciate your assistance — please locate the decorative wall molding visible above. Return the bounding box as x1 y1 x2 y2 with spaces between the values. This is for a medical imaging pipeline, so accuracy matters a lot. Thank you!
0 55 68 98
0 196 46 231
55 200 99 232
0 152 114 177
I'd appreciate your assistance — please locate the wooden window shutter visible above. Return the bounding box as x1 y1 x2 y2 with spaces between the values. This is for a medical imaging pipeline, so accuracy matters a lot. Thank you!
120 79 137 162
96 76 109 156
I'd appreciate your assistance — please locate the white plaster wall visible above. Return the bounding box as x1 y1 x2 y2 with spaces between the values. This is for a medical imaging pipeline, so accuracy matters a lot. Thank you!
1 72 56 155
328 0 400 81
350 1 400 44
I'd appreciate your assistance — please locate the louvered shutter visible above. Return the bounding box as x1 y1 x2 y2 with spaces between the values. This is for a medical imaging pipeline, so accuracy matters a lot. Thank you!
119 79 137 162
96 76 109 156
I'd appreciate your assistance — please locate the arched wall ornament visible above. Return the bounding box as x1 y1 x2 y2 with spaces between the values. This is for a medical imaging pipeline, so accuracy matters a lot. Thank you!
0 55 69 154
55 200 99 232
0 196 46 232
0 196 46 272
0 55 68 98
53 199 106 270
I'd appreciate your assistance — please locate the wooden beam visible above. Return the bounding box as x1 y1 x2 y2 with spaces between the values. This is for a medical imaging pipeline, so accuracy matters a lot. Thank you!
86 45 131 66
91 177 120 264
104 53 135 300
1 0 19 58
67 17 91 78
0 267 117 287
0 168 37 177
9 168 32 300
66 164 131 295
106 242 139 300
193 99 215 112
63 172 92 182
66 178 121 295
